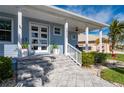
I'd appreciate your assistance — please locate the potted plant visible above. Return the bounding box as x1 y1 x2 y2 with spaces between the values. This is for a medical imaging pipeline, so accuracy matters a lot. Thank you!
22 42 28 57
52 44 59 55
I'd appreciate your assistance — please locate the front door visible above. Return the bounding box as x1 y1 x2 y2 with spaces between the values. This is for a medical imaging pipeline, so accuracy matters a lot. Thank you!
30 22 49 54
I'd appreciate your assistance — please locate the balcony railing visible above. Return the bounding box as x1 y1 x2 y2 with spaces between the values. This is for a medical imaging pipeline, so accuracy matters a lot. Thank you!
67 43 82 66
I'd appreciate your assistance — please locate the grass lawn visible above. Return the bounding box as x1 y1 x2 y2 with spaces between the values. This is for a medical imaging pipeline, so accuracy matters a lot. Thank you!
101 67 124 85
107 54 124 62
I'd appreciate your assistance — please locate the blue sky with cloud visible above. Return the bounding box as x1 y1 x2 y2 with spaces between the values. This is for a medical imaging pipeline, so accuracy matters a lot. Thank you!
55 5 124 35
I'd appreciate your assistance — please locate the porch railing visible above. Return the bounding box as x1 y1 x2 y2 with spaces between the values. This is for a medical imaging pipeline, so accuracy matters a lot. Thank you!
67 43 82 66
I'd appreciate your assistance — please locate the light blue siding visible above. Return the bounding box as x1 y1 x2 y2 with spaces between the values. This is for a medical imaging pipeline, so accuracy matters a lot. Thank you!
68 31 78 47
22 17 29 43
0 44 4 56
50 24 64 54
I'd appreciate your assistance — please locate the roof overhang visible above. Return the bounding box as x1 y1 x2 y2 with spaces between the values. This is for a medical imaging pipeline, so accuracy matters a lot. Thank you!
43 6 109 27
0 5 109 32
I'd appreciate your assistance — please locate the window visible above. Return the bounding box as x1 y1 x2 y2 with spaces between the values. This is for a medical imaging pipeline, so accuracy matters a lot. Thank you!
41 27 47 32
40 40 47 44
41 46 47 50
31 26 38 31
0 18 12 42
31 46 38 50
41 34 47 38
53 26 62 36
71 34 76 40
32 39 38 44
32 33 38 37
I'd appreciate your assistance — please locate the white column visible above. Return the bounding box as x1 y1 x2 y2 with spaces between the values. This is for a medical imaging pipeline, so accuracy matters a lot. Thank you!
99 30 103 52
18 8 22 57
64 20 68 56
85 27 89 52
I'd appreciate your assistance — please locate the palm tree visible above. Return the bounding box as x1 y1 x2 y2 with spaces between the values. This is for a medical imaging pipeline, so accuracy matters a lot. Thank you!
108 19 124 57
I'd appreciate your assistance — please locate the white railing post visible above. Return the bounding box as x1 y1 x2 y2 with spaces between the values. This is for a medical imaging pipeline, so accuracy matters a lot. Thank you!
18 8 22 57
85 27 89 52
99 29 103 52
64 20 68 56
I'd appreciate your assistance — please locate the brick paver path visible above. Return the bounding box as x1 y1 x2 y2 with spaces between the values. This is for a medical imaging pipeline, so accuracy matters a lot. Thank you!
17 55 115 87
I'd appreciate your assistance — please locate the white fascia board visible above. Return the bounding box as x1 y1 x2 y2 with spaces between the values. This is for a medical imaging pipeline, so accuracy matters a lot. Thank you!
45 5 109 27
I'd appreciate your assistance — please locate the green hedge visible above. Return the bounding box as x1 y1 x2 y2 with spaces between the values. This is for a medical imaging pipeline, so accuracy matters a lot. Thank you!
0 56 13 81
82 52 107 67
94 52 107 64
82 52 95 67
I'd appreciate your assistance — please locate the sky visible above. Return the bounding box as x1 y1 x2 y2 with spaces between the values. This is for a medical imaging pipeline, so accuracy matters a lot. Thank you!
55 5 124 36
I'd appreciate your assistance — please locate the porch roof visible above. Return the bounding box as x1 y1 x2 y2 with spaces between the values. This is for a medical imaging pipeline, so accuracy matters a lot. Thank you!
0 5 109 31
40 6 109 27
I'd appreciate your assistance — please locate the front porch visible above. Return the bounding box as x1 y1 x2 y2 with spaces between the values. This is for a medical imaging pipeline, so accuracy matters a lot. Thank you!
0 6 116 87
0 5 108 60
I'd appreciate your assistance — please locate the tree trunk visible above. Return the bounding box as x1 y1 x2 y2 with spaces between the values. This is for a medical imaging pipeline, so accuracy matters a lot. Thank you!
111 41 116 59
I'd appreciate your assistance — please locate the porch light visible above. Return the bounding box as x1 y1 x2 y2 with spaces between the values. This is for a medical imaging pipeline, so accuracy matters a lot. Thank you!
75 27 79 32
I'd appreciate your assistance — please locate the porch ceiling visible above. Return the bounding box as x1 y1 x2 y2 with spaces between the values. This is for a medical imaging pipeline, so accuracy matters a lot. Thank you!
0 5 109 32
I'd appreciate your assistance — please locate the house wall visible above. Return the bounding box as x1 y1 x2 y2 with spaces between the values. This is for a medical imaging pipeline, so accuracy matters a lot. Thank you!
0 12 74 57
0 45 4 56
68 31 78 47
50 24 64 54
0 12 18 57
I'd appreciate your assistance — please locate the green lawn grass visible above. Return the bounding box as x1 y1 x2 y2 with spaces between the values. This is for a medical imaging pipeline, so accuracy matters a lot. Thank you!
107 54 124 62
101 67 124 85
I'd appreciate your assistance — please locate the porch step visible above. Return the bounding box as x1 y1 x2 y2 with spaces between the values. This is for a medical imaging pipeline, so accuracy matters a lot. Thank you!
17 55 77 86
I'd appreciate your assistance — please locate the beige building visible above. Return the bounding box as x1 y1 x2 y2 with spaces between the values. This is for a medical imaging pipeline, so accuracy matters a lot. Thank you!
78 33 110 53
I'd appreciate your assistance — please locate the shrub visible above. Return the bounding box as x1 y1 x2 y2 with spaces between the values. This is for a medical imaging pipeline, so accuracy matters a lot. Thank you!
94 53 107 64
82 52 95 67
0 56 13 81
52 44 58 49
82 52 107 67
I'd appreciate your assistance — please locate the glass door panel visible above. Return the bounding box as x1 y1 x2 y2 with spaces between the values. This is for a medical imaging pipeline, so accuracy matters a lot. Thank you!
30 23 48 53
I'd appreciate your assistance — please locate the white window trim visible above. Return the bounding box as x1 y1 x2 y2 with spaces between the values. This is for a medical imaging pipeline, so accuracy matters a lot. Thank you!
53 26 62 36
71 34 76 40
0 16 14 44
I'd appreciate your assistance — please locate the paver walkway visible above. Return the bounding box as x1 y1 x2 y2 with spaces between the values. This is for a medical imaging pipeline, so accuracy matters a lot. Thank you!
17 55 115 87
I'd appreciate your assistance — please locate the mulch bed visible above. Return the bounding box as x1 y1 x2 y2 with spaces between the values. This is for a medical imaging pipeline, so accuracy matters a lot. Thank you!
0 78 16 87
